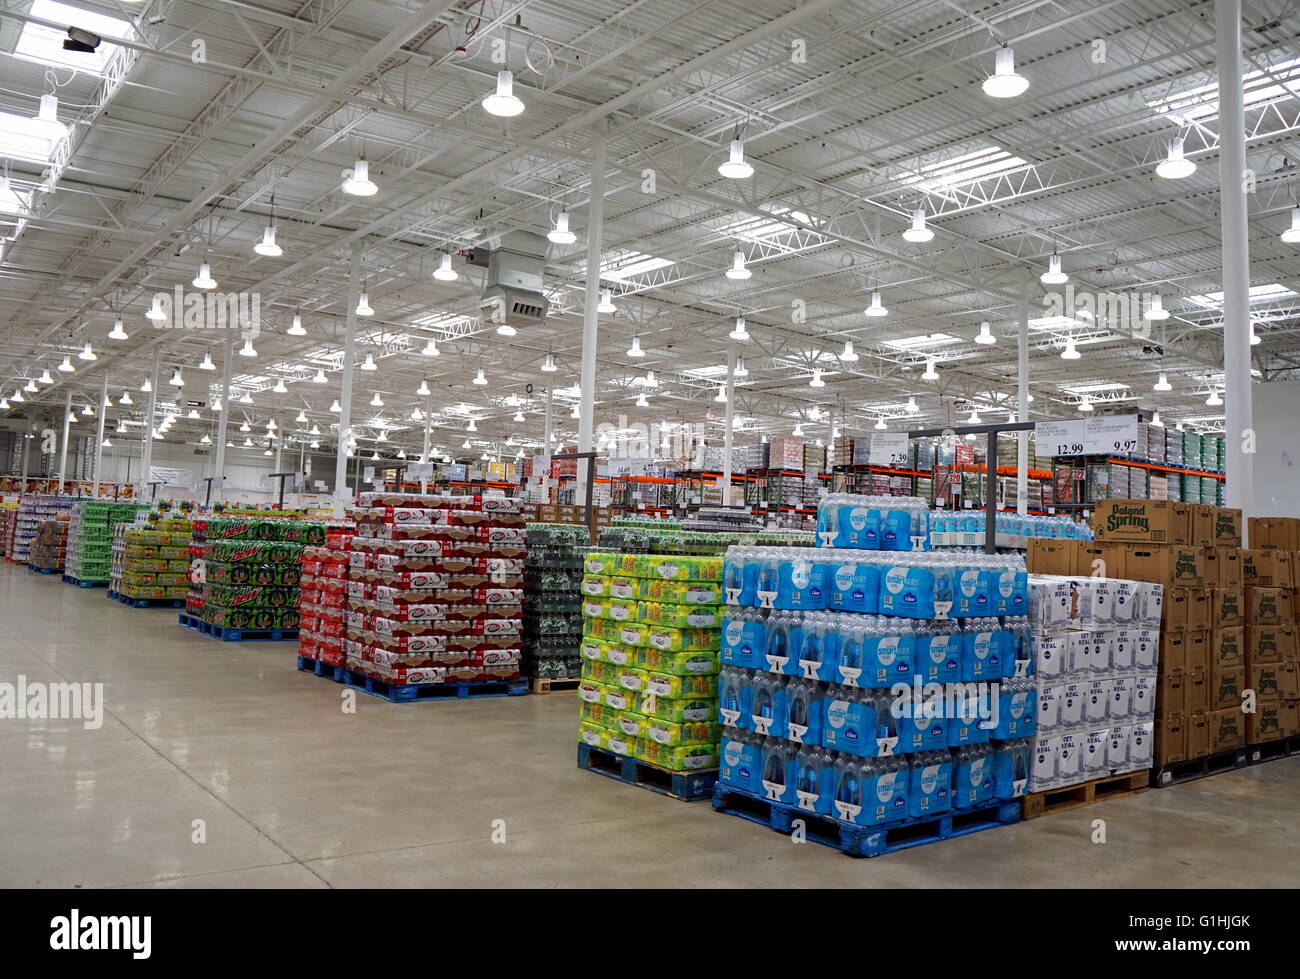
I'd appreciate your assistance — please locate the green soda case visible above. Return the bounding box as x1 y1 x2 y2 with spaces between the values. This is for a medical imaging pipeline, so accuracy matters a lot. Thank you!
613 666 651 692
580 575 614 597
645 626 718 652
631 553 723 581
579 701 618 728
636 578 723 605
602 731 639 759
612 711 648 739
601 685 637 712
580 637 636 667
577 679 607 705
613 621 649 647
580 660 618 684
636 600 720 629
640 717 720 747
578 721 610 749
644 671 715 698
605 598 638 623
635 647 720 676
584 551 618 575
636 692 717 723
636 741 718 772
580 597 616 620
608 577 638 600
582 617 623 642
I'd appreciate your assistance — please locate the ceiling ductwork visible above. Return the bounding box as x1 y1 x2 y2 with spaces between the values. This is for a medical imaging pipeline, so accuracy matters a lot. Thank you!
474 231 549 328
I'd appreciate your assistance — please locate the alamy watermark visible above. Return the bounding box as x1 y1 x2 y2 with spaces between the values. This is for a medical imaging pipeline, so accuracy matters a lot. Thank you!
595 414 710 460
1042 283 1158 337
0 675 104 730
150 285 260 340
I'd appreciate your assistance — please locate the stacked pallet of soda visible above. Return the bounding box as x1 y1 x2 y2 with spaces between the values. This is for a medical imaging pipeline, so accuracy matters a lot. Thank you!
64 500 148 585
339 492 528 702
184 508 312 621
577 535 731 800
13 495 73 566
109 515 194 607
522 522 589 688
295 523 357 676
28 517 69 573
182 515 325 640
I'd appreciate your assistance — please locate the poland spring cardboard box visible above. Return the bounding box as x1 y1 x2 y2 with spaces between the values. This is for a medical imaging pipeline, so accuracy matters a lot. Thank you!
1092 500 1191 544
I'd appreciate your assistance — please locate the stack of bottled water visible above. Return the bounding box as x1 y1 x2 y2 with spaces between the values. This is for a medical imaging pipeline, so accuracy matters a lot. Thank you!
816 494 931 551
718 536 1038 830
929 511 1092 549
1026 574 1161 790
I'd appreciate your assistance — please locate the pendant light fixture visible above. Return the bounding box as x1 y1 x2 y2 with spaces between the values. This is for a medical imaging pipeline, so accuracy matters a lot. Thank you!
240 391 253 405
1060 335 1081 360
169 367 185 386
240 420 251 433
200 434 211 444
360 352 377 371
287 314 306 336
370 392 384 407
906 394 918 413
902 207 934 243
734 357 749 378
874 417 887 431
29 92 70 141
58 356 74 373
1155 136 1195 179
967 407 982 424
108 318 128 341
482 70 525 117
433 253 459 280
254 226 282 257
329 399 341 413
342 159 378 196
1154 372 1172 392
1041 253 1068 284
356 291 374 316
597 290 617 314
839 340 859 363
809 369 825 388
1282 205 1300 244
626 335 644 358
496 322 516 337
975 321 996 344
211 396 223 412
146 295 167 321
1206 388 1223 406
416 378 431 397
570 403 580 419
717 138 754 179
548 212 577 245
1151 410 1164 427
1079 395 1093 413
864 291 887 317
473 367 488 385
199 351 216 370
240 337 257 357
982 46 1029 98
466 418 477 432
312 368 327 383
140 376 151 392
730 316 750 342
540 352 556 372
635 393 649 408
118 390 133 406
643 370 657 388
1145 296 1169 320
1251 325 1262 346
77 340 96 361
714 384 727 403
272 377 288 394
423 338 440 357
792 422 804 437
23 378 38 393
922 358 939 381
725 249 751 279
296 409 308 424
192 262 217 290
37 368 53 385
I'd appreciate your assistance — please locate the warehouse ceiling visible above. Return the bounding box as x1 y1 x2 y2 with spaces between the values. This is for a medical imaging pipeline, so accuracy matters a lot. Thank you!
1 0 1298 464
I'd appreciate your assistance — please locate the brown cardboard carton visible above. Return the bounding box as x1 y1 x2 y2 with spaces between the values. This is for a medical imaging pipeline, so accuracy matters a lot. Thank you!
1183 667 1209 713
1076 541 1126 579
1280 662 1300 700
1124 543 1202 587
1026 539 1075 576
1162 587 1189 633
1186 591 1212 632
1242 549 1294 588
1214 547 1241 588
1246 702 1285 744
1211 507 1243 546
1246 624 1296 664
1159 631 1187 675
1198 546 1221 587
1190 505 1216 547
1279 700 1300 737
1210 627 1245 669
1186 710 1211 759
1154 714 1187 765
1210 587 1243 627
1209 708 1246 751
1184 630 1210 672
1092 499 1190 544
1210 665 1245 709
1248 516 1299 550
1248 661 1286 701
1156 672 1185 717
1246 586 1292 625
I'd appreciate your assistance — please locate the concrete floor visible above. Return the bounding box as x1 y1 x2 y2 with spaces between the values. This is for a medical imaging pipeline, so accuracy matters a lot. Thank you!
1 564 1297 888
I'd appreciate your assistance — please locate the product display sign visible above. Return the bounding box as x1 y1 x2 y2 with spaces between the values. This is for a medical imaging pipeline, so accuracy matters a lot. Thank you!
363 467 376 484
1036 415 1139 457
1035 419 1087 457
868 432 910 467
407 463 433 481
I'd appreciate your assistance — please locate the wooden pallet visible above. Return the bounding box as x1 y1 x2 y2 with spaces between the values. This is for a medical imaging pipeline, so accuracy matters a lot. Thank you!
528 675 582 694
1021 770 1149 820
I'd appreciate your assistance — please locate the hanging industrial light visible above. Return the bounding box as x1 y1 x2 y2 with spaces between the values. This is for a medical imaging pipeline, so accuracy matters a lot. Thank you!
356 291 374 316
199 351 216 370
240 337 257 357
725 249 751 279
169 368 185 386
341 159 378 196
108 318 128 341
118 390 132 406
79 341 97 361
717 138 754 179
1155 136 1195 179
735 357 749 378
482 70 525 116
1145 295 1170 320
598 290 617 314
1282 205 1300 244
287 314 306 336
809 369 825 388
253 225 282 257
864 291 887 317
975 321 996 344
839 341 859 363
626 335 644 358
714 384 727 403
548 212 577 245
146 295 167 321
982 46 1029 98
417 378 431 396
1060 335 1081 360
902 207 934 243
922 359 940 381
473 368 488 385
192 262 217 290
423 338 440 357
360 353 377 371
1041 253 1068 284
272 377 288 394
312 368 327 383
1154 372 1172 392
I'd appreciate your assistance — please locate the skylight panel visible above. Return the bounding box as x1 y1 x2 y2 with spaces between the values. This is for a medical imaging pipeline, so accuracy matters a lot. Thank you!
14 0 134 75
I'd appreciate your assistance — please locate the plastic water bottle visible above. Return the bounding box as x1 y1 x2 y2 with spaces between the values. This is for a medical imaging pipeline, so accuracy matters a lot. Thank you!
837 620 864 687
760 738 795 804
833 753 864 824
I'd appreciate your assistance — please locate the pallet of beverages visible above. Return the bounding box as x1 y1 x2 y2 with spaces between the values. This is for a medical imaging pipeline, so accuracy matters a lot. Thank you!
28 517 70 573
296 533 353 667
334 492 527 695
109 515 194 606
65 500 149 585
522 522 588 685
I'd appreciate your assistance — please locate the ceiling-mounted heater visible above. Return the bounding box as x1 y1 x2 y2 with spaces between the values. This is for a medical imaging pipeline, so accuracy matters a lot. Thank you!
474 231 550 328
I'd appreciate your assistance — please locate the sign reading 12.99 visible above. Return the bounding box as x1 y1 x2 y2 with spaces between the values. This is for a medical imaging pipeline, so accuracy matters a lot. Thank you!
1035 414 1139 457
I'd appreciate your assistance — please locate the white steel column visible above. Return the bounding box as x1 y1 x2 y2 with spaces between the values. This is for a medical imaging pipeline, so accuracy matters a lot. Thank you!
1017 269 1030 514
421 398 432 495
139 354 160 495
92 374 108 496
722 347 736 506
577 120 606 506
542 385 554 502
1216 0 1255 533
274 417 283 471
213 331 234 500
334 242 362 511
20 421 30 490
57 389 73 493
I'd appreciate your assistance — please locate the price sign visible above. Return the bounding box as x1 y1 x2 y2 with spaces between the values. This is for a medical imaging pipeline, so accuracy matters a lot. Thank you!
1084 414 1139 456
868 432 910 467
407 462 433 481
314 480 327 491
1035 419 1088 456
363 466 376 484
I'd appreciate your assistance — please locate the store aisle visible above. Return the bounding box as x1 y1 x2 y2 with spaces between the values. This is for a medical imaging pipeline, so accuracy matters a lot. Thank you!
1 564 1296 889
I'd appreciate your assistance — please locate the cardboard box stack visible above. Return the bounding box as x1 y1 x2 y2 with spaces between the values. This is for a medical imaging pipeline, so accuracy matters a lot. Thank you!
296 525 356 667
29 517 69 572
65 500 148 583
1026 573 1160 791
110 516 194 602
522 523 589 680
344 492 527 687
1241 518 1300 744
1075 500 1284 765
12 496 73 565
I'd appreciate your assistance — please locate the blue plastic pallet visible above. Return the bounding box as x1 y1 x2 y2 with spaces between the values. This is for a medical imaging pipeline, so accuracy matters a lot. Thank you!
295 654 347 682
710 784 1020 857
179 612 299 642
108 590 185 609
27 565 59 575
577 743 718 801
341 668 528 703
62 574 108 588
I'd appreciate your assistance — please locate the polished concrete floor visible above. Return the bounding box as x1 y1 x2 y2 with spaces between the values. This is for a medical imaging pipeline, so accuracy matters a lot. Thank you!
2 564 1297 889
